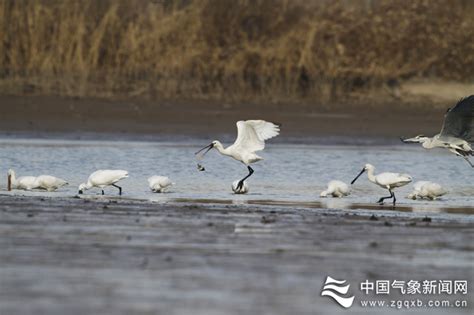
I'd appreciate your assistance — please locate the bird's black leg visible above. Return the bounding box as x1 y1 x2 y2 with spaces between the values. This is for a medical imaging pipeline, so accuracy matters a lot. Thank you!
102 190 105 195
112 184 122 195
392 191 396 205
237 166 254 190
377 189 393 205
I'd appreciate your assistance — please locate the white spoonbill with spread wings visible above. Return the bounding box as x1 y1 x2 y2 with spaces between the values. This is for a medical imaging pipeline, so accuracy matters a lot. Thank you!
402 95 474 167
195 120 280 191
78 170 128 195
148 176 174 193
351 164 412 205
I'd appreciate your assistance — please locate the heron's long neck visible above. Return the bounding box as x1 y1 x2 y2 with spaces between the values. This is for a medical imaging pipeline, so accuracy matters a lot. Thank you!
366 168 376 183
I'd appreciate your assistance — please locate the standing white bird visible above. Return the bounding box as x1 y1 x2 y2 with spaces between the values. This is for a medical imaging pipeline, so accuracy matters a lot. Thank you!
78 170 128 195
7 169 37 191
148 176 174 193
407 181 447 200
320 180 350 198
351 164 412 205
195 120 280 191
402 95 474 167
34 175 68 192
232 180 249 194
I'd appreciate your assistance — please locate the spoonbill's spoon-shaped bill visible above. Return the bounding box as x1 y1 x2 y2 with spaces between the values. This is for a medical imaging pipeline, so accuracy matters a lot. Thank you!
351 164 412 205
78 170 128 195
195 120 280 191
195 143 214 159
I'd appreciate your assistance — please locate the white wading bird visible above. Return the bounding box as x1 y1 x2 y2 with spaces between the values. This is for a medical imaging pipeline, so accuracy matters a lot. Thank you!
232 180 249 194
195 120 280 191
7 169 37 191
148 176 174 193
320 180 350 198
402 95 474 167
78 170 128 195
351 164 412 205
407 181 447 200
34 175 68 192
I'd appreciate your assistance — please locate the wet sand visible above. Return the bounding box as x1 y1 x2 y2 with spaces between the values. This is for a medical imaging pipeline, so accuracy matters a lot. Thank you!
1 95 445 140
0 195 472 315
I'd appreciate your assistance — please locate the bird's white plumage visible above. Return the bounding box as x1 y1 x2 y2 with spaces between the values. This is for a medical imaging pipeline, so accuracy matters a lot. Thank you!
34 175 68 191
232 180 249 194
352 164 412 205
373 172 412 189
79 170 128 193
196 119 279 192
232 120 280 153
320 180 350 198
408 181 447 200
148 176 174 193
8 169 37 190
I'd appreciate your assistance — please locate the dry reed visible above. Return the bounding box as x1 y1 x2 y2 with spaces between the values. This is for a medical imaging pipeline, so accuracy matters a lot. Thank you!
0 0 473 102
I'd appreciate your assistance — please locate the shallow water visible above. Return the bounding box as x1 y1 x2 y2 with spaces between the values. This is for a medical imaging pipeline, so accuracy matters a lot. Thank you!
0 137 472 214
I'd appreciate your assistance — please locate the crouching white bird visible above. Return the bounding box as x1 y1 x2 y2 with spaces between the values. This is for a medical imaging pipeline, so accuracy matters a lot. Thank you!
148 176 174 193
351 163 412 205
195 120 280 191
232 180 249 194
408 181 447 200
34 175 68 192
320 180 350 198
78 170 128 195
7 169 37 191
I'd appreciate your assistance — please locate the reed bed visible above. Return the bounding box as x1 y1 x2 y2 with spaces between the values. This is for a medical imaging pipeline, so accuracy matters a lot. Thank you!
0 0 473 102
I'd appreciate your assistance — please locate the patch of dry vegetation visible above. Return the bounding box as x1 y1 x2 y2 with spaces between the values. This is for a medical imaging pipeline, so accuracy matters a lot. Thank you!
0 0 473 103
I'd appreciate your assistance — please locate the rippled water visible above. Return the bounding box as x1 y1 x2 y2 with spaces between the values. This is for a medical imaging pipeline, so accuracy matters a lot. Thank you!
0 137 472 214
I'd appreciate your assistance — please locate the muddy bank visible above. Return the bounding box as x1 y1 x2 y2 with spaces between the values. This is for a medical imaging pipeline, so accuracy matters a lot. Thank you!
1 95 447 140
0 195 472 315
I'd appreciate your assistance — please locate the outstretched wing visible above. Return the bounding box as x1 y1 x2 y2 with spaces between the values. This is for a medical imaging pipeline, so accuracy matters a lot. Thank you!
233 120 280 152
440 95 474 143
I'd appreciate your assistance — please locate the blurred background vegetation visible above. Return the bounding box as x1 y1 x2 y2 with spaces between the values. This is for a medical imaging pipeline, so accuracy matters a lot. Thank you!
1 0 473 104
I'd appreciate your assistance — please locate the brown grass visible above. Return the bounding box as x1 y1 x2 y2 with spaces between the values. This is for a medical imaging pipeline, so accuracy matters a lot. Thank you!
0 0 473 103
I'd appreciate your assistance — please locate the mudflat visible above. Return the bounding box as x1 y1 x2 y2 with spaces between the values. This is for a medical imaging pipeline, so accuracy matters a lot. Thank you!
0 195 472 315
2 95 445 139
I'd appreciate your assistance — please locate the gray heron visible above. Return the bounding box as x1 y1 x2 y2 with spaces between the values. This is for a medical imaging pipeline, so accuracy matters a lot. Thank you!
401 95 474 167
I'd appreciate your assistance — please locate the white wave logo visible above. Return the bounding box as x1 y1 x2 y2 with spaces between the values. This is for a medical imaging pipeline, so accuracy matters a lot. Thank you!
320 276 355 308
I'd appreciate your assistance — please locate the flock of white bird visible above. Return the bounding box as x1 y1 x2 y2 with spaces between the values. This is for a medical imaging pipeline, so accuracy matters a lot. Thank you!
5 96 473 206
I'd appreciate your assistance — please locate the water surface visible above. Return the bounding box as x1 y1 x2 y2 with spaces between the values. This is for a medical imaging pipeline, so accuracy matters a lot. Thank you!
0 137 472 215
